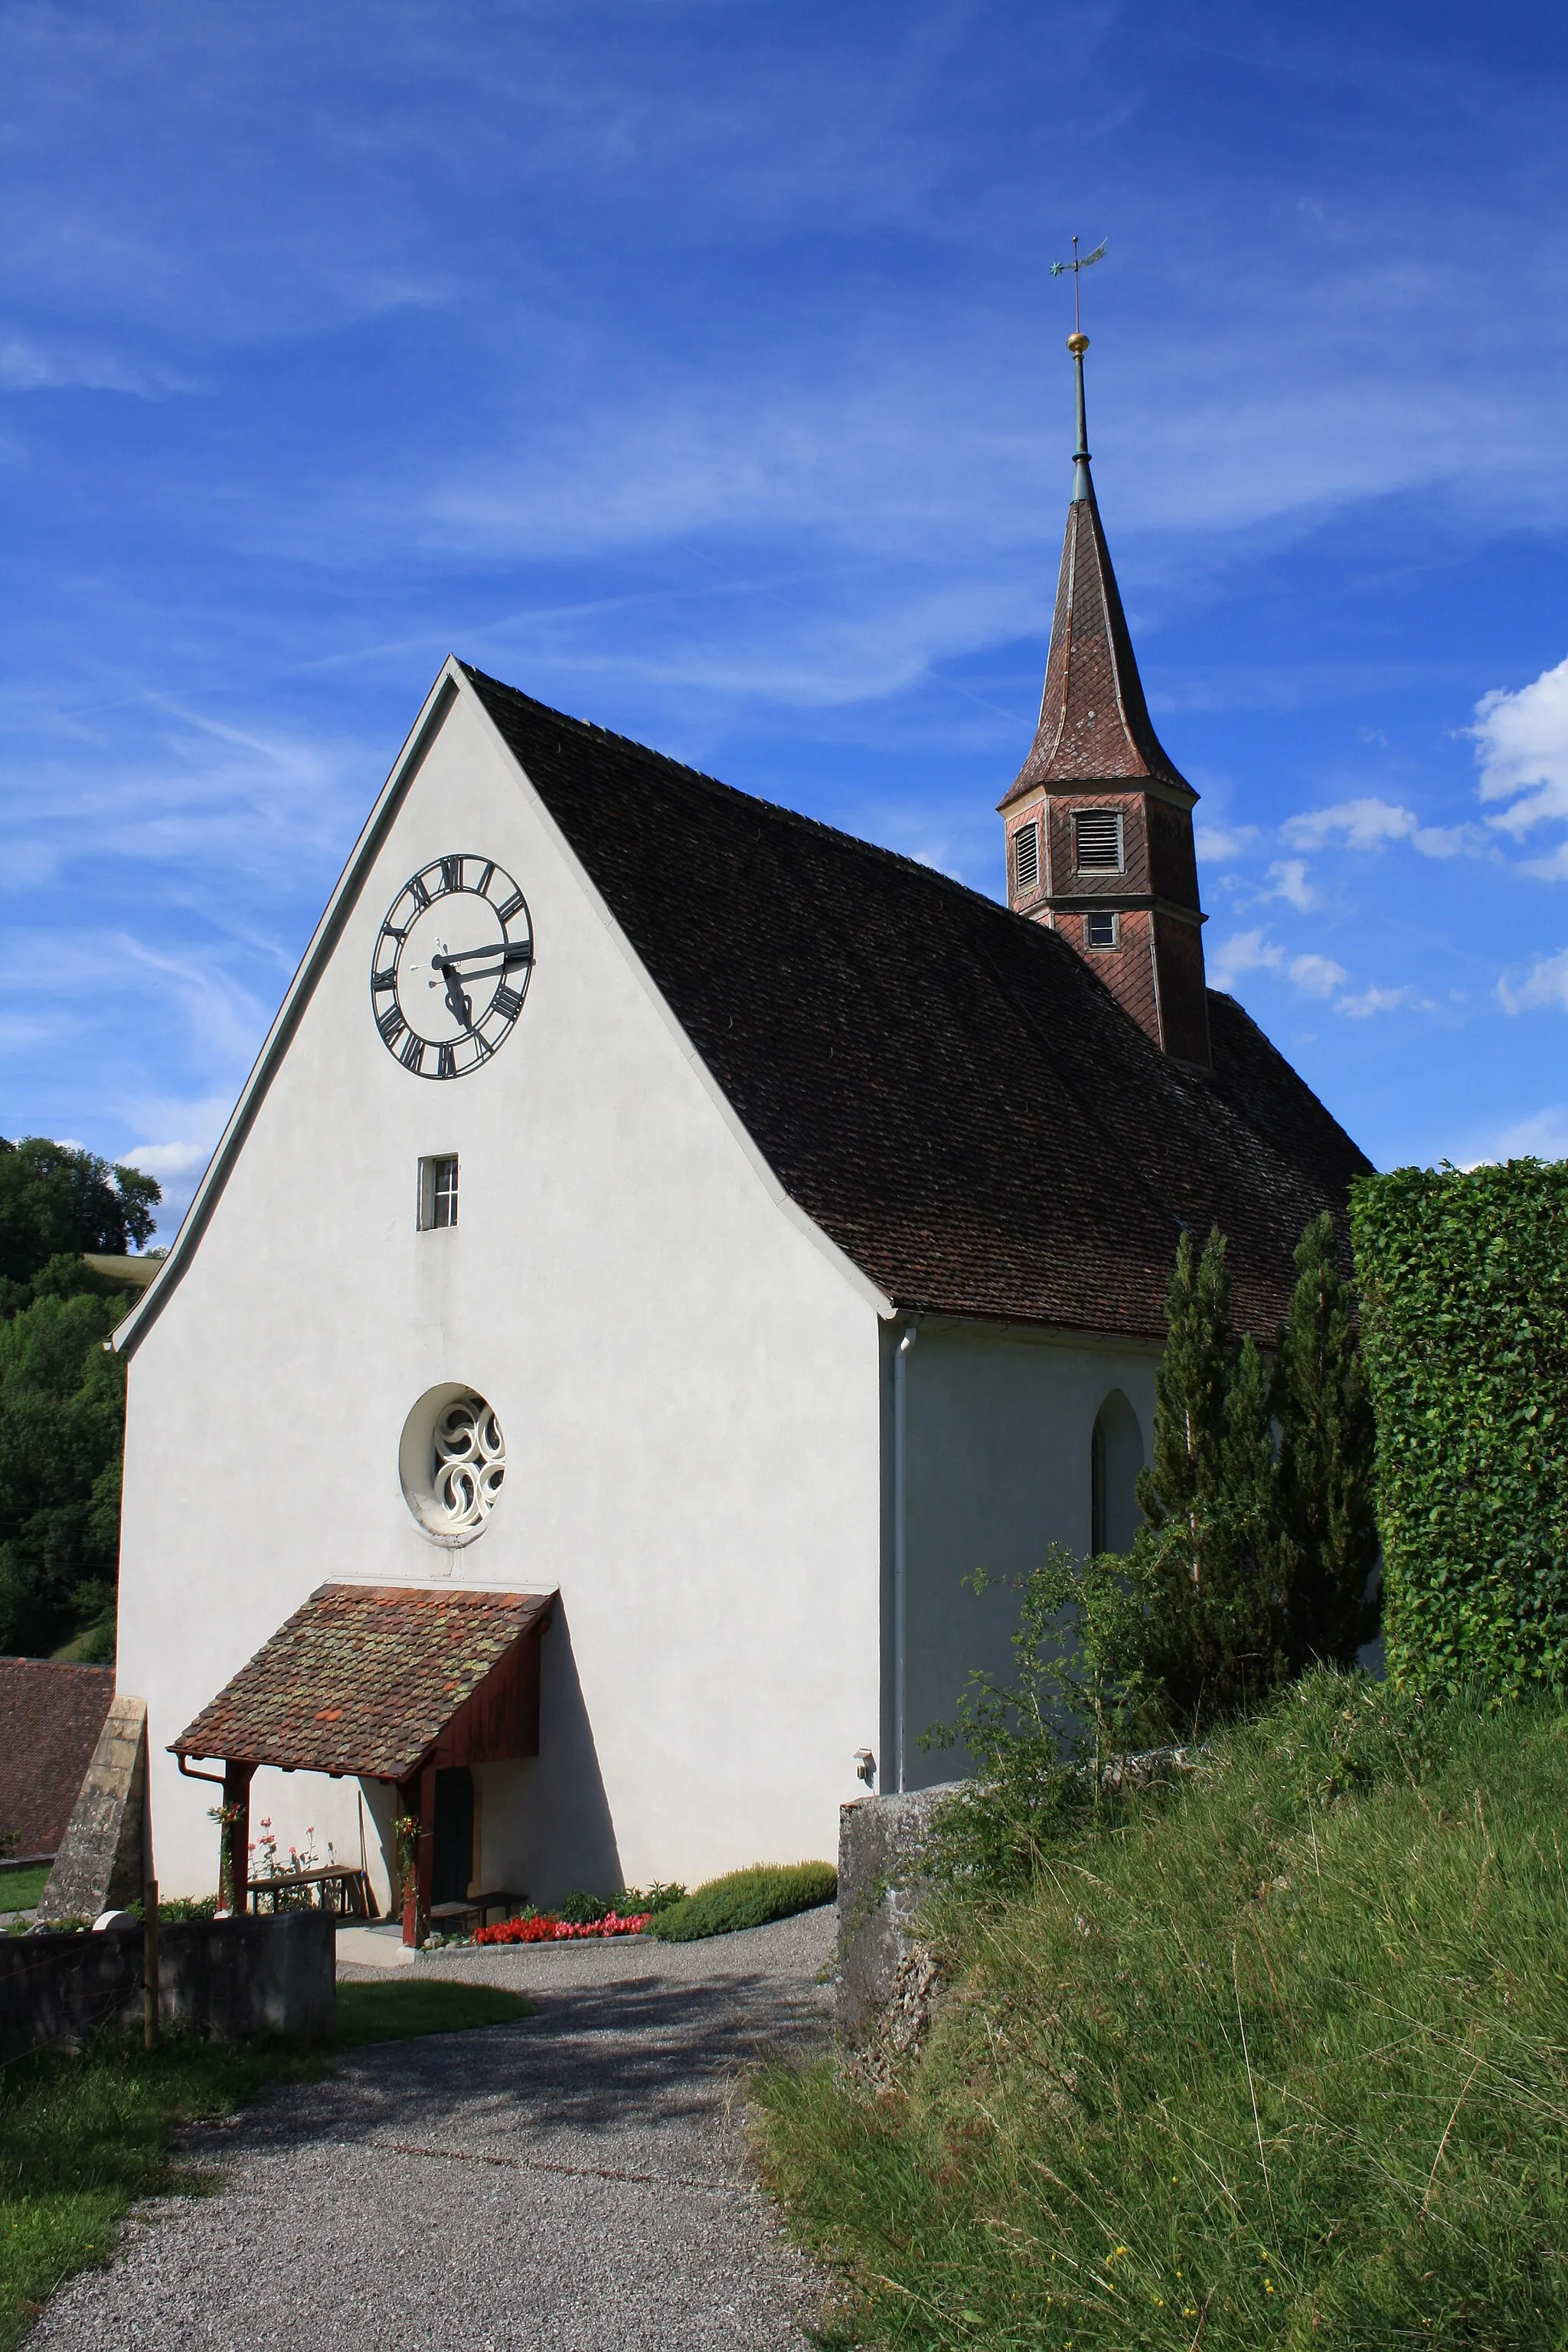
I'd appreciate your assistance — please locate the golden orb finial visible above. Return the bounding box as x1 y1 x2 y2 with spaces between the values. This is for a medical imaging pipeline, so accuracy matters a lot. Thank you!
1067 331 1089 354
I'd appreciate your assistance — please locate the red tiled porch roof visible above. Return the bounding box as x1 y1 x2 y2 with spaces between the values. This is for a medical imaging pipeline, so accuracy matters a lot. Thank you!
172 1583 555 1782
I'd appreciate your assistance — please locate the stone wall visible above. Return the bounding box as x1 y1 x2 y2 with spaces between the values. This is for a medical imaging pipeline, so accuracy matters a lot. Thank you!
835 1782 959 2047
0 1910 335 2063
38 1694 149 1924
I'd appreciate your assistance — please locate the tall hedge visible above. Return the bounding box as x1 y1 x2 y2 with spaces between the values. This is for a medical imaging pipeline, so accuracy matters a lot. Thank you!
1350 1161 1568 1694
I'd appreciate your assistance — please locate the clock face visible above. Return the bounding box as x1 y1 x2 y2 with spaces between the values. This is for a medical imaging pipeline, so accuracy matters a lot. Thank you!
371 854 533 1080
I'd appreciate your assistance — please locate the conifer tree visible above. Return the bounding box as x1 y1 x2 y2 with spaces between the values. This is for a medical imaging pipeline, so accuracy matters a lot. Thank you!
1130 1230 1285 1726
1273 1210 1379 1667
1135 1226 1233 1557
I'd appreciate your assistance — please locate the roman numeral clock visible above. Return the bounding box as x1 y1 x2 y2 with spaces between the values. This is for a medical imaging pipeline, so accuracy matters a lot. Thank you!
371 854 534 1079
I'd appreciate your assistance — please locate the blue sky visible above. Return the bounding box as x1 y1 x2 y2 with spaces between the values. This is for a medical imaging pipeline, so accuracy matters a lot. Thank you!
5 0 1568 1240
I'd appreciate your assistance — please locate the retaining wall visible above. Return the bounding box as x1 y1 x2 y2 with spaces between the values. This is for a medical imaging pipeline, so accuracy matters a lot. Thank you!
0 1909 335 2062
835 1782 959 2044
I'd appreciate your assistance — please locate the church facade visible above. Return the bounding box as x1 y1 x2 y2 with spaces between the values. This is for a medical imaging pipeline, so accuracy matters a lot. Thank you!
114 350 1368 1921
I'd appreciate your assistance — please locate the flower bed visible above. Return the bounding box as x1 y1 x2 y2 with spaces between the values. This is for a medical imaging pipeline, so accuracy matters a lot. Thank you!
472 1909 652 1946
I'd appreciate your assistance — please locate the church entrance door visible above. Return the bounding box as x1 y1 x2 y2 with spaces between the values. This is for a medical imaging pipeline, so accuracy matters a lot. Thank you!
432 1766 475 1906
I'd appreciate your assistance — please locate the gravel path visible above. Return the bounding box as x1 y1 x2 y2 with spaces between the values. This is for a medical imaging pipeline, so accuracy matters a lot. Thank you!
28 1908 838 2352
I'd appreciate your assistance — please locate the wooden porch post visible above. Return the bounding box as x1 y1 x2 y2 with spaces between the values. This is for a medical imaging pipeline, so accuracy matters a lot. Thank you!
222 1760 254 1915
399 1767 437 1946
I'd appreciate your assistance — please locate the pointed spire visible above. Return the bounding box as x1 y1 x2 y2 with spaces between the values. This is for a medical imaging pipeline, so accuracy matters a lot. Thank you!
1001 332 1193 809
998 312 1210 1068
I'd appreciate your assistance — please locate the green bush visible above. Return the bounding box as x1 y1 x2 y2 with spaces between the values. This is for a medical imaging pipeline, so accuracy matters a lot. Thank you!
555 1888 612 1925
645 1861 835 1942
756 1673 1568 2350
612 1881 684 1916
1351 1159 1568 1694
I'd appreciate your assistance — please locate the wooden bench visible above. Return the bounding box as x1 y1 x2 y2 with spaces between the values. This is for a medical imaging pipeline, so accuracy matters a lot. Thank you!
427 1890 527 1936
249 1865 377 1919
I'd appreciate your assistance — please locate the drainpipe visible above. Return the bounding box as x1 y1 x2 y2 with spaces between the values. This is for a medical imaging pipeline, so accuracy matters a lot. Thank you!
891 1318 919 1794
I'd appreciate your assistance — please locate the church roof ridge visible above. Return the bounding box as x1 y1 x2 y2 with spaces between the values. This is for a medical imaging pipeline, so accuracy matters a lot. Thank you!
458 663 1018 913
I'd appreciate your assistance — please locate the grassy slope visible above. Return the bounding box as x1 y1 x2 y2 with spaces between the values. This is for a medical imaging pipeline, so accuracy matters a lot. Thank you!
0 1978 533 2347
756 1674 1568 2350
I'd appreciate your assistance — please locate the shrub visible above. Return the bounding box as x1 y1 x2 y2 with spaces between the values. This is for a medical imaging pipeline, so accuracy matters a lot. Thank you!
645 1862 836 1942
612 1880 684 1916
1351 1159 1568 1694
556 1889 613 1926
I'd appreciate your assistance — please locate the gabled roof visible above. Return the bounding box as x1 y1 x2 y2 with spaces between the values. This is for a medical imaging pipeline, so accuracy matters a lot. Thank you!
464 666 1370 1343
172 1584 554 1780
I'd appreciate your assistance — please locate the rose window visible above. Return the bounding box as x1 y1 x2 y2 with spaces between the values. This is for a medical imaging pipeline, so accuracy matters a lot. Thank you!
432 1393 505 1531
398 1383 506 1547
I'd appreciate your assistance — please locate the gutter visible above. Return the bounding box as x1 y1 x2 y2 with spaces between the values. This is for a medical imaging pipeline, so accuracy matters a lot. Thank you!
890 1316 919 1792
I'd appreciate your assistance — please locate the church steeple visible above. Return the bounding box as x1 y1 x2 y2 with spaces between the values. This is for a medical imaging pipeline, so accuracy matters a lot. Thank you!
1000 323 1210 1067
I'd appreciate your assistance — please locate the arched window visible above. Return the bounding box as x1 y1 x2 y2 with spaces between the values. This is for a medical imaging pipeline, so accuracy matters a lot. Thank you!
1090 1389 1145 1557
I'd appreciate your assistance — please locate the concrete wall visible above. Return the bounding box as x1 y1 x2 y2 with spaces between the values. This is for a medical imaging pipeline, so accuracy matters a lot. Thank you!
0 1913 335 2063
118 671 884 1906
895 1319 1157 1788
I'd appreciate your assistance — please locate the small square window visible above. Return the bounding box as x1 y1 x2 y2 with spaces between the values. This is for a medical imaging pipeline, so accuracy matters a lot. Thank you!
418 1155 459 1230
1086 910 1119 949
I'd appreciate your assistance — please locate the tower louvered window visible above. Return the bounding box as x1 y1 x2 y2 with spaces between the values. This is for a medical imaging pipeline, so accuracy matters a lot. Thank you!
1013 821 1039 892
1074 808 1123 871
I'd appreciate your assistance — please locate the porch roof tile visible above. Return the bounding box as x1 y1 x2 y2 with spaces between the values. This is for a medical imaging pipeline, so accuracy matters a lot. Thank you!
171 1583 555 1782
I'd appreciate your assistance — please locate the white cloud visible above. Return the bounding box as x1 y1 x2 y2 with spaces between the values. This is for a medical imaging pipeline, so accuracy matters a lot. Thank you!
1459 1106 1568 1166
1334 985 1410 1018
1498 946 1568 1014
1472 656 1568 846
1267 858 1316 911
1289 952 1347 998
124 1138 215 1183
0 337 194 397
1207 928 1283 991
1195 822 1261 861
1281 797 1484 859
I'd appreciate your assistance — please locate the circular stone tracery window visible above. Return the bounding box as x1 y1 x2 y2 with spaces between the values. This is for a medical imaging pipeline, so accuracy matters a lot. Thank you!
399 1384 505 1547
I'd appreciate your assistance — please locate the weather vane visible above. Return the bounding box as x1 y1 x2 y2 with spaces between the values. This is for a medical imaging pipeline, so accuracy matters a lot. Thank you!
1051 235 1107 348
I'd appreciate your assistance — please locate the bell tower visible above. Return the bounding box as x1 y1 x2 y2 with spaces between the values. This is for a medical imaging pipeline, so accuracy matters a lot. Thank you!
1000 322 1210 1066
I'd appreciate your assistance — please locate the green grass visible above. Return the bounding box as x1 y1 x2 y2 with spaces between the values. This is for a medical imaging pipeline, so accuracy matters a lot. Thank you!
0 1978 534 2347
0 1867 49 1916
334 1978 533 2045
754 1671 1568 2350
647 1860 837 1942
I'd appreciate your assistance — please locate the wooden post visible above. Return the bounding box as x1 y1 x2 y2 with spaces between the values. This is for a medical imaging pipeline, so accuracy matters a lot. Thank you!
399 1766 436 1947
143 1877 160 2051
420 1762 437 1942
222 1761 253 1914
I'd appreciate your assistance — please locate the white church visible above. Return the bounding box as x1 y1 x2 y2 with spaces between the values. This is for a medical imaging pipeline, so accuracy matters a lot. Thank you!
113 345 1368 1931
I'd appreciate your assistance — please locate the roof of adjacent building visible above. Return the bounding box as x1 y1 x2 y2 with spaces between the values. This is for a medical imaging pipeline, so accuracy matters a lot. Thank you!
464 664 1372 1344
172 1585 555 1780
0 1658 114 1858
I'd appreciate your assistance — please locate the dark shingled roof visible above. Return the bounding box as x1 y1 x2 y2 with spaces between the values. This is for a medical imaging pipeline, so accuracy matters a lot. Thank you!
172 1585 554 1780
464 665 1372 1344
0 1658 114 1858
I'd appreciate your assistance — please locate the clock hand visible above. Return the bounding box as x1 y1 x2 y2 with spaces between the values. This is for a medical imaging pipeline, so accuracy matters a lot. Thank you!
434 940 533 968
439 963 473 1030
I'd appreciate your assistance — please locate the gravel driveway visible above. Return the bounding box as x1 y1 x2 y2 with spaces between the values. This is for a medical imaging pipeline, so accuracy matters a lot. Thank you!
28 1907 837 2351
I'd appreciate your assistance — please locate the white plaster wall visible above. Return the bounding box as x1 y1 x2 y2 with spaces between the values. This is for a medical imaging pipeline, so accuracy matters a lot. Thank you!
899 1320 1157 1787
118 675 883 1904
